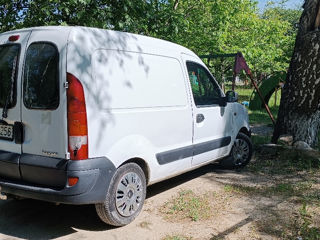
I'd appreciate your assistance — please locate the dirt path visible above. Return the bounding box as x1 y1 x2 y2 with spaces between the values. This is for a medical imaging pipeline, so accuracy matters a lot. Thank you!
0 125 319 239
0 162 313 240
0 166 259 240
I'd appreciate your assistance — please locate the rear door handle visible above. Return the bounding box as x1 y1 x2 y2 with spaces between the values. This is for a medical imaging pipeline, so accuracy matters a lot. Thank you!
196 114 205 123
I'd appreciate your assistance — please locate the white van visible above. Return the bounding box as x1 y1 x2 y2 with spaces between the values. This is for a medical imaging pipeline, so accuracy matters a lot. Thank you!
0 26 251 226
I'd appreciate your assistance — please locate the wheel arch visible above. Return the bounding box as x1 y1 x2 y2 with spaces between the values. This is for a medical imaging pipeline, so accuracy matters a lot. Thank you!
119 158 150 185
238 127 251 137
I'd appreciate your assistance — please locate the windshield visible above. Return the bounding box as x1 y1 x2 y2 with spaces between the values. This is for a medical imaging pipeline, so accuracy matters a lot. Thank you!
0 44 20 108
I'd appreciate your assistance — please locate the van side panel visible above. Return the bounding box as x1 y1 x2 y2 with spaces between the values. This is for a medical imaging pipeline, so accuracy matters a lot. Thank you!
0 26 252 207
81 49 192 182
92 50 188 109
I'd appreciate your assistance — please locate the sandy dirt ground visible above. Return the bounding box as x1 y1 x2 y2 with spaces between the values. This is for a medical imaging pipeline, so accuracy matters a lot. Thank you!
0 164 290 240
0 124 318 240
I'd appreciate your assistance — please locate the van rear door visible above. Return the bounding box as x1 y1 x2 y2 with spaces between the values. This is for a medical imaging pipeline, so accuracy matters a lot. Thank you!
0 31 31 179
21 28 69 160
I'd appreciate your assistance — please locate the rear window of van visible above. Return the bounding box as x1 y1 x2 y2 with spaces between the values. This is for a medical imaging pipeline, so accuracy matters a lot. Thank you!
0 44 20 109
23 43 59 109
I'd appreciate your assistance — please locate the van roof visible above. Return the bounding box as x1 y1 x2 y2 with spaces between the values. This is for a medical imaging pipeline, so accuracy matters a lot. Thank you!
3 26 198 58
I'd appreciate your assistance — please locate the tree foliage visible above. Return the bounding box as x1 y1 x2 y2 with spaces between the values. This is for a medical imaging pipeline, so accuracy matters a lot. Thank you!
0 0 301 78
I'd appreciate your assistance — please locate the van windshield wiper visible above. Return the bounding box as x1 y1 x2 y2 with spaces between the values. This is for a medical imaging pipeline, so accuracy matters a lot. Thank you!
2 56 17 119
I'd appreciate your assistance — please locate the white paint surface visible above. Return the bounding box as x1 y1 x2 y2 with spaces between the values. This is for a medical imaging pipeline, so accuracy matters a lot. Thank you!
0 26 250 185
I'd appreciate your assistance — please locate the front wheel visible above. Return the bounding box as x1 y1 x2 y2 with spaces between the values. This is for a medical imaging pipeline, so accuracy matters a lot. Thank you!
220 132 253 168
95 163 146 226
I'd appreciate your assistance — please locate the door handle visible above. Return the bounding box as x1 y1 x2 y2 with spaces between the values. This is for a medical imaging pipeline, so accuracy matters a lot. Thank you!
196 114 205 123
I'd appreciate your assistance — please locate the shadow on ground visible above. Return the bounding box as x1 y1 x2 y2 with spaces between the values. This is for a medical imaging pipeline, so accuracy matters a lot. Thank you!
0 199 111 239
2 150 310 240
0 163 225 239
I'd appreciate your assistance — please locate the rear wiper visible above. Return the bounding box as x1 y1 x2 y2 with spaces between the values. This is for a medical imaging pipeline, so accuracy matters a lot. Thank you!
2 56 17 119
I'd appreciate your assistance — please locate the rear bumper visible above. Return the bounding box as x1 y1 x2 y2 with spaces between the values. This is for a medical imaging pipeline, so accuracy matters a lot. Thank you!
0 156 116 205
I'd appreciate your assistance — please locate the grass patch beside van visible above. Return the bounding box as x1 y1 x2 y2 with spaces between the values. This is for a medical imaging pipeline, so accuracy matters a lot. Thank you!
161 190 212 222
162 235 193 240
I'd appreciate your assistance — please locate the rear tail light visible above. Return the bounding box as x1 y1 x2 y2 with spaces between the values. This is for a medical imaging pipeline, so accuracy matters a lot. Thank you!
67 73 88 160
8 35 20 42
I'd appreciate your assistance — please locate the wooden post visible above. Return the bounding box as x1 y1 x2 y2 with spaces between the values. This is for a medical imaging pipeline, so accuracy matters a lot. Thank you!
232 55 237 91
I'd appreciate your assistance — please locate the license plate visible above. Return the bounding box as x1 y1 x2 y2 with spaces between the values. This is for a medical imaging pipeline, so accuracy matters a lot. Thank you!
0 124 14 141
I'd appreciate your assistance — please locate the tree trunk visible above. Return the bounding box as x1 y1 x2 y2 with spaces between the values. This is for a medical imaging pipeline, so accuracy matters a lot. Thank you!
272 0 320 147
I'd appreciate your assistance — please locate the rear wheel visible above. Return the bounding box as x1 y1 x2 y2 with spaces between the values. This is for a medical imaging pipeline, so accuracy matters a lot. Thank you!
95 163 146 226
220 132 253 168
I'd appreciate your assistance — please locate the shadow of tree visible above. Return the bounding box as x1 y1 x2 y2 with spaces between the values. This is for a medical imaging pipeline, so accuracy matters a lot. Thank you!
0 163 216 239
207 147 320 239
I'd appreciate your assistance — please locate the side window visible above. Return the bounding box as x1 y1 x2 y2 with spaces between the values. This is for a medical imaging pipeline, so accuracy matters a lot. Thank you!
23 43 59 109
186 61 222 106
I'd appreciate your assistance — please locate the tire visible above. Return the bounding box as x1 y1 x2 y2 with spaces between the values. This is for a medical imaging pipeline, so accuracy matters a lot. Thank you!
95 163 146 226
220 132 253 169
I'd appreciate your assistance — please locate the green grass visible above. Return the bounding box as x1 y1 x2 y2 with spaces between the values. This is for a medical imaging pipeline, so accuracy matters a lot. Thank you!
223 181 318 204
226 84 320 150
294 202 320 240
161 190 211 222
248 107 279 125
253 201 320 240
225 83 281 125
249 147 320 174
248 90 281 125
224 145 320 202
163 235 192 240
222 83 320 239
251 135 271 145
223 159 320 240
231 87 253 103
279 202 320 240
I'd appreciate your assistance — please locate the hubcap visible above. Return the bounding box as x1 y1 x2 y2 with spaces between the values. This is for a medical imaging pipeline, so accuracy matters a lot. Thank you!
115 172 143 217
232 138 249 166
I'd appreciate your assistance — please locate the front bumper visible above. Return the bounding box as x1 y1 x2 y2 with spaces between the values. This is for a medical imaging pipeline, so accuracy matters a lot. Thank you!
0 156 116 205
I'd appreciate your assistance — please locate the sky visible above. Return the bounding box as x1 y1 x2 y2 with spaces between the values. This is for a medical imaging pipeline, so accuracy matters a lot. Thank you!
258 0 304 10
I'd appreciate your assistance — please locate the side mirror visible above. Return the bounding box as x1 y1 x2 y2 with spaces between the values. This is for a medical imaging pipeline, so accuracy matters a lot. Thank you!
226 90 238 102
218 97 227 107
